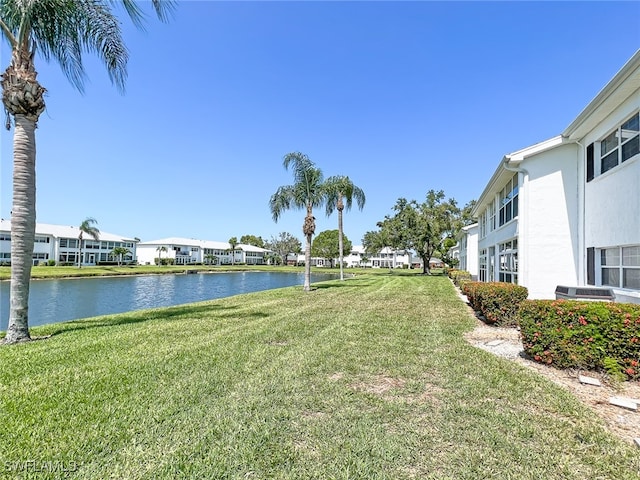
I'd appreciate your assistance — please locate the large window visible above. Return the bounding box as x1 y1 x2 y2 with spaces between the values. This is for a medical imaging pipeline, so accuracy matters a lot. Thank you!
601 245 640 290
498 240 518 284
596 112 639 176
499 174 518 226
59 238 78 249
479 249 487 282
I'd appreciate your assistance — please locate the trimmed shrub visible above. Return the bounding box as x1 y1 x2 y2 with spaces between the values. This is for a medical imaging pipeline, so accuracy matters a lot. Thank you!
461 281 528 326
519 300 640 379
461 281 483 311
449 269 472 287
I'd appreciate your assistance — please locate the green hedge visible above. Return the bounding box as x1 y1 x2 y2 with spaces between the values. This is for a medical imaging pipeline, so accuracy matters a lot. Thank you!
461 281 528 327
449 269 471 287
519 300 640 380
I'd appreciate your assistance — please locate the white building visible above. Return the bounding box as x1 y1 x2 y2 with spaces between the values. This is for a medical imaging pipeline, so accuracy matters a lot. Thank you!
471 50 639 302
137 238 270 266
456 223 479 279
343 246 413 269
0 219 138 266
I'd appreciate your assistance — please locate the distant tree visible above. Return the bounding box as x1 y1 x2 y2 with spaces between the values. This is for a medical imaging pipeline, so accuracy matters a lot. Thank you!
266 232 302 266
265 232 302 265
324 175 365 280
228 237 238 265
460 199 477 226
437 198 476 267
362 229 393 255
77 218 100 268
240 235 265 248
375 191 459 275
204 254 218 265
110 247 131 266
311 230 352 268
269 152 326 291
156 245 168 266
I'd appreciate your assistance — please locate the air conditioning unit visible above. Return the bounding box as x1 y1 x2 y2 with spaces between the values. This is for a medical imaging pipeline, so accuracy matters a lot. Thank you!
555 285 615 302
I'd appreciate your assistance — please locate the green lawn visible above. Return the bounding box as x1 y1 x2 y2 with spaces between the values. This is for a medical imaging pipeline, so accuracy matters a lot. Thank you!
1 274 638 479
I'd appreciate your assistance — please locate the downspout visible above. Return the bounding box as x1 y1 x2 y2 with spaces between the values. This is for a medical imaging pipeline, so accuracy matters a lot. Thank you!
502 157 529 288
569 138 585 285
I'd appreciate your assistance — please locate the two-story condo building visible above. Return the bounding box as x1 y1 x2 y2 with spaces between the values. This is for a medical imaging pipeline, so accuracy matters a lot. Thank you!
0 220 138 266
137 238 270 266
471 50 639 303
343 246 413 269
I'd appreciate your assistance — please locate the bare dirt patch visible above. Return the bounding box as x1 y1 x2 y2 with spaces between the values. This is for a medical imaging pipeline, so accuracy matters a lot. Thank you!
460 293 640 446
351 375 407 396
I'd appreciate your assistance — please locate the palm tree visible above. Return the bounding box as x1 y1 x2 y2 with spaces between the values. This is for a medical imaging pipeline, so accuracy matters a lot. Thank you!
110 246 131 267
204 254 217 266
228 237 238 266
324 176 366 281
269 152 326 291
1 1 173 343
77 218 100 268
156 245 168 266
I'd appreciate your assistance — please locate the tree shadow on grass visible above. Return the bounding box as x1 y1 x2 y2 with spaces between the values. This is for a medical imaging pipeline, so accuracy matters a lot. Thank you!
45 303 241 338
311 282 371 290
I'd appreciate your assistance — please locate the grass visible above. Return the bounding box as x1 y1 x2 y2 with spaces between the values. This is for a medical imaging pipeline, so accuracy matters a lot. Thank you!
1 274 639 479
0 264 398 280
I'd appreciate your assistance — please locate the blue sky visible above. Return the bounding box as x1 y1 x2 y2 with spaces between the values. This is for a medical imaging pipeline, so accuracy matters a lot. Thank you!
1 1 639 247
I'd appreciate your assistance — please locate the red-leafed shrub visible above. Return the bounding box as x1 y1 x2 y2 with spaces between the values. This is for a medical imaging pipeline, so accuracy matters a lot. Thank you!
519 300 640 380
461 281 528 327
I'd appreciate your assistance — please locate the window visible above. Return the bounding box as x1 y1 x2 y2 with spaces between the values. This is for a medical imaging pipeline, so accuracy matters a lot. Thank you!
599 113 639 175
34 236 49 243
498 240 518 284
0 233 10 241
488 201 496 232
601 245 640 290
479 249 487 282
499 174 518 226
59 238 78 249
479 213 487 238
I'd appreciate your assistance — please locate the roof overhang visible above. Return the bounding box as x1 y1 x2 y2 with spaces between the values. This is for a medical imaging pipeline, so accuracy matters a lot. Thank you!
471 136 565 217
563 49 640 141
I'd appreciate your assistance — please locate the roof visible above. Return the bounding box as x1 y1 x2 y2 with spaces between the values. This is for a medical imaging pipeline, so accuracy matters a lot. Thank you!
0 219 138 242
138 237 270 252
473 49 640 218
472 136 566 216
563 49 640 141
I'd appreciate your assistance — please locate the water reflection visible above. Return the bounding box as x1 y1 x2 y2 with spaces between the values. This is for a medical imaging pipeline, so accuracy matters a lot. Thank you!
0 271 337 329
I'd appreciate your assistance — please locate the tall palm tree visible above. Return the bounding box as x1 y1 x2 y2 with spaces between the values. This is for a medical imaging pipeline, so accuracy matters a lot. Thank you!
228 237 238 266
325 176 366 281
0 0 173 344
77 217 100 268
269 152 326 292
156 245 168 266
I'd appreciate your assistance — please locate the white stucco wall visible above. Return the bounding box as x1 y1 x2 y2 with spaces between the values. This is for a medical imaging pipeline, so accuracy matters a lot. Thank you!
581 92 640 249
520 143 580 299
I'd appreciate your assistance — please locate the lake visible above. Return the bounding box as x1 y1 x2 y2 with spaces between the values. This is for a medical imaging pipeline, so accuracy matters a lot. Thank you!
0 271 338 330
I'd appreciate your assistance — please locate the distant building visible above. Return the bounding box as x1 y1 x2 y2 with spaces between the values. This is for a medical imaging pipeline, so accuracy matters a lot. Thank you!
136 238 270 266
0 219 138 266
343 246 413 269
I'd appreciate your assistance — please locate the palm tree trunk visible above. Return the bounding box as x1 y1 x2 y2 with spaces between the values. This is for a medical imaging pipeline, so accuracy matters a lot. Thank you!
338 206 345 281
5 114 37 343
78 233 83 268
303 233 312 291
302 207 315 292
